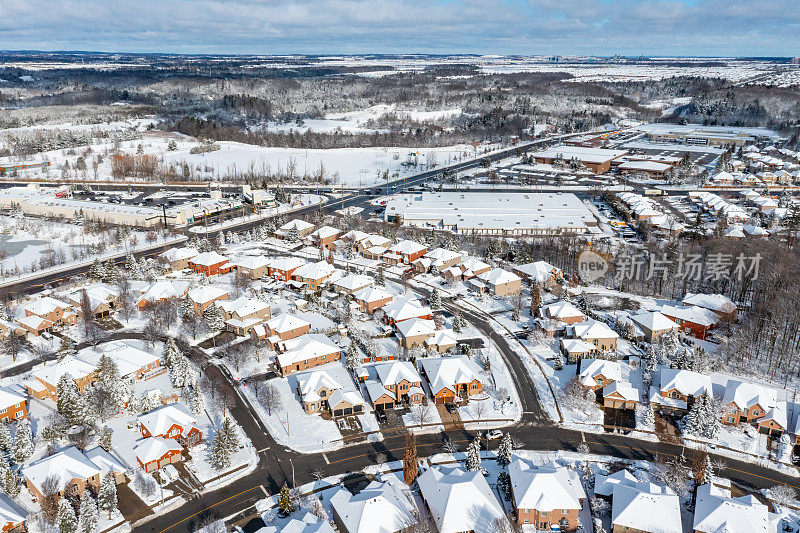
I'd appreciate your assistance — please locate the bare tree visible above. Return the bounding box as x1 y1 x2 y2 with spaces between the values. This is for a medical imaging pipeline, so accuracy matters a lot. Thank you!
472 400 487 421
257 382 282 416
412 403 432 427
115 275 134 324
40 475 61 524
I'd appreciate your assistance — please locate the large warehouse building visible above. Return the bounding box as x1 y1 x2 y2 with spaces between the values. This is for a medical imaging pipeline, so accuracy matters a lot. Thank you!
532 146 628 174
384 192 597 237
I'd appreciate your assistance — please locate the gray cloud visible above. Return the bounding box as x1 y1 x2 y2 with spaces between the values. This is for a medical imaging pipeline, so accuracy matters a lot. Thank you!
0 0 798 56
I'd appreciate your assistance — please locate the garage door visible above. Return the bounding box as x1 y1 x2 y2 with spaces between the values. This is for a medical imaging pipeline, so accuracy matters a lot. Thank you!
343 407 353 416
333 409 343 417
171 454 181 464
158 458 170 468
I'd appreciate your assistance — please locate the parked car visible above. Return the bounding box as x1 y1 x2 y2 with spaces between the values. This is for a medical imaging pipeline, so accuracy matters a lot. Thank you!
161 464 179 483
485 430 503 440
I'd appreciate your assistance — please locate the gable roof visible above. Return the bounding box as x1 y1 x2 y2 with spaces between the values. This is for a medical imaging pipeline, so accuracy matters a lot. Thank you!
630 311 678 332
231 255 271 270
722 380 777 412
134 437 182 463
22 446 101 494
578 359 622 385
594 469 638 497
277 334 341 368
333 274 374 292
293 261 336 280
329 479 415 533
611 483 681 533
659 368 712 397
188 285 228 305
364 381 395 402
159 246 199 263
693 483 769 533
24 296 71 316
0 494 25 527
137 403 198 436
269 256 307 272
297 370 342 402
32 355 96 386
477 268 521 286
541 301 583 320
375 361 421 386
419 356 481 395
328 389 365 409
396 318 436 339
257 512 335 533
417 466 504 533
682 293 736 314
266 313 311 334
190 251 229 267
603 381 639 402
573 320 620 341
508 458 585 512
660 304 719 327
383 299 431 322
515 261 562 283
352 286 393 305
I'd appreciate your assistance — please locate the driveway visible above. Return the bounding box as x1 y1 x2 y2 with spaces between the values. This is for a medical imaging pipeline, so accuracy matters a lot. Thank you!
117 481 153 524
436 404 464 431
654 412 684 445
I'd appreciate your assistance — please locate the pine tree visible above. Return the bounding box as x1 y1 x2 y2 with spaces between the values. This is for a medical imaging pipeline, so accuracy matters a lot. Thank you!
429 288 442 311
12 418 34 463
57 498 78 533
219 416 239 452
170 355 193 389
97 472 118 519
209 431 232 472
204 305 225 338
703 454 714 485
277 482 294 516
99 426 113 452
452 311 463 333
375 265 385 287
179 297 195 320
496 432 513 469
466 437 481 471
189 385 204 415
4 465 19 497
163 337 181 369
345 341 360 373
124 252 136 272
0 424 10 453
89 259 104 281
103 261 117 283
684 392 718 440
77 493 99 533
530 281 542 313
95 355 126 414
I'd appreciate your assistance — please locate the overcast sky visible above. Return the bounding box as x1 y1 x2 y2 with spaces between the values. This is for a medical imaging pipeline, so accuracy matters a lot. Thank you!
1 0 798 57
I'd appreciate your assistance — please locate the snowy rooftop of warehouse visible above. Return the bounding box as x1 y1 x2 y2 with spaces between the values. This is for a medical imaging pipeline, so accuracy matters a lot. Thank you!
632 123 778 139
534 145 628 163
385 191 596 230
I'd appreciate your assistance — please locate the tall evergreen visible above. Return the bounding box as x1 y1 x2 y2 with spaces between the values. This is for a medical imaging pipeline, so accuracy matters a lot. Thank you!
77 493 99 533
57 374 82 423
496 432 513 469
97 472 118 519
57 499 78 533
12 419 34 463
466 437 482 471
277 482 294 516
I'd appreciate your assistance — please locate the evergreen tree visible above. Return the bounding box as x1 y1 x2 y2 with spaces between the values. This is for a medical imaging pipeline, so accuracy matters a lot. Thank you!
277 482 294 516
209 431 232 472
466 437 481 471
95 355 127 414
163 337 181 369
0 424 10 453
97 472 118 519
179 297 195 320
345 341 360 373
89 259 104 281
12 418 34 463
684 392 719 440
204 304 225 339
124 252 136 272
4 465 20 497
77 493 99 533
375 265 385 287
189 385 205 415
703 454 714 485
219 416 239 452
429 288 442 311
103 261 117 283
99 426 113 452
452 311 464 333
496 432 513 469
57 498 78 533
169 354 193 389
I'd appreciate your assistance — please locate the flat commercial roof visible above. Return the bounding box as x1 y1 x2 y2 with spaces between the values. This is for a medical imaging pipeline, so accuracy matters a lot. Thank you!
534 145 628 164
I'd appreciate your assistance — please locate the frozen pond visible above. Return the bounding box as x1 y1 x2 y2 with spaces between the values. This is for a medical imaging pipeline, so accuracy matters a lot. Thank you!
0 235 47 257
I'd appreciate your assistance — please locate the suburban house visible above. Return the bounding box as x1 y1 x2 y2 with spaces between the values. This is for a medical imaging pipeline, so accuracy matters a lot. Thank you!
653 368 712 413
159 246 199 271
611 482 681 533
188 251 233 276
188 286 229 315
0 388 27 423
262 313 311 347
560 338 595 363
134 437 184 473
138 403 203 446
327 389 366 417
424 248 462 271
419 356 482 404
217 296 271 336
232 255 271 279
578 359 622 391
395 318 436 349
339 230 370 248
80 340 161 382
352 286 394 314
513 260 563 288
682 292 736 321
417 466 505 533
267 256 307 281
21 446 103 502
660 304 719 340
275 219 315 240
27 356 97 399
23 296 76 328
0 494 26 533
357 234 391 253
541 301 584 324
425 329 457 353
593 469 638 498
330 478 415 533
332 274 374 295
308 226 343 248
572 321 620 352
375 362 424 405
16 315 55 336
68 285 120 318
721 380 777 427
382 297 432 326
459 256 491 279
276 334 342 375
693 483 770 533
261 513 333 533
364 381 397 411
508 457 586 531
602 382 640 409
297 370 342 414
292 260 336 290
136 280 191 310
629 311 678 343
381 240 427 265
476 268 522 296
755 403 787 437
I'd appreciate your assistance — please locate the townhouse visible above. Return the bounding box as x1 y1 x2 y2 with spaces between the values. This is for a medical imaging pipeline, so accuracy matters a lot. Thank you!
138 402 203 446
188 251 233 276
276 334 342 375
508 458 586 531
188 286 229 316
0 388 27 423
352 286 394 314
292 260 336 290
419 356 482 404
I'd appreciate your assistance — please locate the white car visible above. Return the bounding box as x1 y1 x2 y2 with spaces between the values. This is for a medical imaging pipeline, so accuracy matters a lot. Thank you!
161 464 179 484
485 430 503 440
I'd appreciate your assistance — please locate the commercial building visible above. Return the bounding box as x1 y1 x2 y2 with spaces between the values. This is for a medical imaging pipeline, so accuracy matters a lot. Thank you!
635 124 777 148
385 192 597 237
532 146 628 174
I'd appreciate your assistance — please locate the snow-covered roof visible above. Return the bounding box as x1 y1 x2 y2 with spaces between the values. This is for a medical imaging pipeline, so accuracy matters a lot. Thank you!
375 361 421 386
32 355 96 386
16 314 51 330
138 403 198 436
84 446 126 477
352 286 393 305
417 466 505 533
460 256 490 273
342 230 370 243
297 370 342 402
293 260 336 281
722 380 777 412
217 296 270 318
630 311 678 332
759 402 787 429
278 219 315 232
231 255 271 270
418 356 481 395
21 446 101 495
594 469 638 497
424 248 461 266
383 298 431 322
578 359 622 386
659 368 712 397
269 256 307 272
603 381 639 402
660 305 719 327
388 239 426 255
541 301 583 320
188 285 228 304
24 296 71 316
515 260 561 284
309 226 342 240
328 389 365 409
682 293 736 314
365 380 395 402
266 313 310 334
0 494 25 527
573 320 620 341
333 274 374 292
426 329 457 348
80 340 160 378
160 246 199 263
329 479 414 533
189 251 229 267
560 338 594 353
361 235 391 248
138 280 190 304
257 512 335 533
508 458 585 513
134 437 182 463
277 334 341 368
477 267 521 286
693 483 769 533
395 318 436 339
0 387 25 411
611 482 681 533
